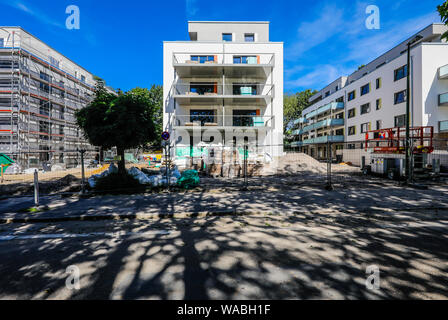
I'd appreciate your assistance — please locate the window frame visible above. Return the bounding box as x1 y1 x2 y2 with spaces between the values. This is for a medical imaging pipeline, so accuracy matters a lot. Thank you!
348 90 356 101
360 122 371 133
348 108 356 119
394 65 408 81
394 90 407 105
376 98 382 110
360 103 371 115
376 77 382 89
360 83 370 96
348 125 356 136
222 33 233 42
394 114 406 127
244 33 255 42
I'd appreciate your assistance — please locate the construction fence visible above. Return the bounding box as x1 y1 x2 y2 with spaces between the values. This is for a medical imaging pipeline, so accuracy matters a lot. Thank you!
1 140 448 198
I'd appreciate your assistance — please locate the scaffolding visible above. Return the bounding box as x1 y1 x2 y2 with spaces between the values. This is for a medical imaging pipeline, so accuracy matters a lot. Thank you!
0 28 99 170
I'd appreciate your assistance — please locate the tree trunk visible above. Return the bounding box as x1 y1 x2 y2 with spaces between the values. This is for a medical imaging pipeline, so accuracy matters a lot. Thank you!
117 146 126 175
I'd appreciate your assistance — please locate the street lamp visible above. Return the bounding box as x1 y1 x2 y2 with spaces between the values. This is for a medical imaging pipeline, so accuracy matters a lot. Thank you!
405 34 423 184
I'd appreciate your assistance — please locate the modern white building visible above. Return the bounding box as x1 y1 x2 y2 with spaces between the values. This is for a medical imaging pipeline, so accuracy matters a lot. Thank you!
163 21 283 167
292 23 448 165
0 27 99 169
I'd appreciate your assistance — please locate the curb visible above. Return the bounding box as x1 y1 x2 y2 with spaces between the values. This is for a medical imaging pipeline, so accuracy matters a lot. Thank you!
0 209 266 224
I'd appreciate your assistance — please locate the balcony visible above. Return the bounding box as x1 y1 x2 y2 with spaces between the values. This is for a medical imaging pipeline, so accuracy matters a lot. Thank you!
172 115 274 129
439 92 448 106
292 118 344 136
301 135 344 145
439 64 448 80
172 83 274 106
172 52 274 78
293 117 308 126
305 102 344 119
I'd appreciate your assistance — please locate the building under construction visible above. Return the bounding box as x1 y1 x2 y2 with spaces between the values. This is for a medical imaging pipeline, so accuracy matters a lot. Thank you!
0 26 103 170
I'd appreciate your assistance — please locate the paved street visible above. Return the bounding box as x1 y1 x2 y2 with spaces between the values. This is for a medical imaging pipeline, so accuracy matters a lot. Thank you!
0 179 447 299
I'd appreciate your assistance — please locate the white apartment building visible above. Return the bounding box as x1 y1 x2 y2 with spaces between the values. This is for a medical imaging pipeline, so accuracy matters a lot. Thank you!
292 23 448 165
163 21 283 167
0 27 99 169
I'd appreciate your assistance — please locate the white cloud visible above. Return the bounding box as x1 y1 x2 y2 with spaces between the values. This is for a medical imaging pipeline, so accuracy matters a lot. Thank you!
1 0 64 28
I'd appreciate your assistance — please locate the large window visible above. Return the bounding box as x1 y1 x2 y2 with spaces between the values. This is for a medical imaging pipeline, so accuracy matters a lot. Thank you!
439 120 448 132
394 90 407 104
190 110 216 125
232 83 258 95
361 122 371 133
233 110 257 127
394 114 406 127
190 83 216 95
191 55 215 64
348 108 356 118
40 72 51 82
348 126 356 136
244 33 255 42
233 56 258 64
394 65 408 81
360 103 371 115
348 90 356 101
360 83 370 96
222 33 233 42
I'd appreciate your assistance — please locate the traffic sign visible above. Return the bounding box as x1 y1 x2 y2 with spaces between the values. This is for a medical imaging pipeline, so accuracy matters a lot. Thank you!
161 131 170 141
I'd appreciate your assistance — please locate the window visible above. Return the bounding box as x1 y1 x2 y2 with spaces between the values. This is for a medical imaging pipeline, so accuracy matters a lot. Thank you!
394 90 407 104
233 110 257 127
244 33 255 42
348 90 356 101
191 55 215 63
49 56 60 68
81 75 86 83
361 122 371 133
348 108 356 118
190 82 216 95
190 110 216 126
394 65 408 81
233 55 257 64
40 72 51 82
336 96 344 103
376 120 382 130
222 33 232 42
360 103 371 115
439 120 448 132
376 98 382 110
335 85 339 91
0 38 3 47
347 143 356 149
233 83 258 95
394 114 406 127
348 126 356 136
376 78 382 89
325 91 330 97
360 83 370 96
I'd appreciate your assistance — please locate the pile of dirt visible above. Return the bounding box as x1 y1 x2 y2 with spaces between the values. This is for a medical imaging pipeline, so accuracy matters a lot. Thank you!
260 153 328 176
0 174 81 197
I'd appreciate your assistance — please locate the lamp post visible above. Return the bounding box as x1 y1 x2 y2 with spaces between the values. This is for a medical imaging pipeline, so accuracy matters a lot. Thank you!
405 35 423 185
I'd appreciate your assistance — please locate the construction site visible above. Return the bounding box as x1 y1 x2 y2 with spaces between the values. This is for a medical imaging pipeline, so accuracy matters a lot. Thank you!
0 27 100 173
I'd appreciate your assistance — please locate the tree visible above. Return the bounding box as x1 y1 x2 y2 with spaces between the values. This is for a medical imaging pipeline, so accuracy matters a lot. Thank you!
128 85 163 148
438 1 448 41
283 89 316 134
75 83 159 174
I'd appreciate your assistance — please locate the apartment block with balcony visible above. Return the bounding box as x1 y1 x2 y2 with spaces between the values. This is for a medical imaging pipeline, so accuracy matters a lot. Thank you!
0 27 101 169
163 21 283 166
292 23 448 166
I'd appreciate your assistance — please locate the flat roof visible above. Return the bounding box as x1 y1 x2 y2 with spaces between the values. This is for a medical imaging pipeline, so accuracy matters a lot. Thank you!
188 21 270 24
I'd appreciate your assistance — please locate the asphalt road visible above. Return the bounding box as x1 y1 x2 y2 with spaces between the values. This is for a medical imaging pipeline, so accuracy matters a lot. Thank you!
0 209 447 300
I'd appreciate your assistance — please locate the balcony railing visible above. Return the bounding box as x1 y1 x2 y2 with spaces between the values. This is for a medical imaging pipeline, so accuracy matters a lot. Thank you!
299 135 345 145
173 52 275 66
439 64 448 79
439 92 448 106
172 115 274 128
305 102 344 120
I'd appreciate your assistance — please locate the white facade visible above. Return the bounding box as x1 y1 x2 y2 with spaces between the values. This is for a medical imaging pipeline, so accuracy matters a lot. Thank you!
293 23 448 165
163 21 283 166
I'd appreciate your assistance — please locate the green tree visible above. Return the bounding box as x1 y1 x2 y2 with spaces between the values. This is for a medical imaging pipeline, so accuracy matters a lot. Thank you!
438 1 448 40
76 83 159 174
128 85 163 148
283 89 316 134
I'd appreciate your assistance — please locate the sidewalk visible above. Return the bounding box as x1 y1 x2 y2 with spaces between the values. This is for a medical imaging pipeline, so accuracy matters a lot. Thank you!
1 181 448 224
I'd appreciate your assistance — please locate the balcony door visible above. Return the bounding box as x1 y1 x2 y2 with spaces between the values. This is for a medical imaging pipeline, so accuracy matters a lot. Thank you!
233 110 257 127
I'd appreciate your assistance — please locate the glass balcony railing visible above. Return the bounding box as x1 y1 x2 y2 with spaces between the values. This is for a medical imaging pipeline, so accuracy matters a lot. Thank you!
172 115 274 128
173 53 275 66
439 92 448 106
300 135 344 145
439 64 448 79
292 118 344 136
304 102 344 119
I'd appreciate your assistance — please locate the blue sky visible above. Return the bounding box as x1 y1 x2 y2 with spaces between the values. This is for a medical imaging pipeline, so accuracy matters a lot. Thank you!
0 0 443 93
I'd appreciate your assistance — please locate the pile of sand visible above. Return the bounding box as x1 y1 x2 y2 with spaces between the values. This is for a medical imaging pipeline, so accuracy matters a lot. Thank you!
260 153 328 176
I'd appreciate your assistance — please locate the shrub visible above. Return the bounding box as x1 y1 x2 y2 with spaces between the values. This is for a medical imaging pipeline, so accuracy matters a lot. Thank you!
93 172 146 194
